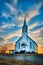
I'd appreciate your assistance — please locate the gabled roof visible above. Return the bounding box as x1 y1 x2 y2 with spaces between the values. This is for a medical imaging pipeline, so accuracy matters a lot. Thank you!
16 36 22 43
16 35 38 46
27 35 38 46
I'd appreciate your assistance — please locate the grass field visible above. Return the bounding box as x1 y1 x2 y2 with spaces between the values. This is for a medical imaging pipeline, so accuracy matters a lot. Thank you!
0 58 40 65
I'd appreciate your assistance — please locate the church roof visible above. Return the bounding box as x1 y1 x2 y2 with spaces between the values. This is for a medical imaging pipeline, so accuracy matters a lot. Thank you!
27 35 38 46
16 36 22 43
16 35 37 46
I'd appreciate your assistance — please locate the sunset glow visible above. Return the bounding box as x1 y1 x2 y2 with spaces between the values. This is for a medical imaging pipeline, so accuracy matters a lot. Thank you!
38 43 43 54
0 0 43 54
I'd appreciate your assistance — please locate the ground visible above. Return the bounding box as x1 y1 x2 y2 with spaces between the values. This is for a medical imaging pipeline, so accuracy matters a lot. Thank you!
0 58 40 65
0 54 43 65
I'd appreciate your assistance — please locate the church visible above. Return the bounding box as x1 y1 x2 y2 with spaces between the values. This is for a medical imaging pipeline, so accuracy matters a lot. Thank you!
15 19 38 53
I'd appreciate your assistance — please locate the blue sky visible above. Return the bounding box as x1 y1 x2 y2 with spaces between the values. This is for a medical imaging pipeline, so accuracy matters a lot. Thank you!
0 0 43 45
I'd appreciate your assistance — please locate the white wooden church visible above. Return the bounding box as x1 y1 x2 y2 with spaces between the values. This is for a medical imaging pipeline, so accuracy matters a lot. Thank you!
15 19 38 53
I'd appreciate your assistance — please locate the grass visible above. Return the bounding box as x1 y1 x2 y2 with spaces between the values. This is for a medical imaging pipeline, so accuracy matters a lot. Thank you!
0 58 40 65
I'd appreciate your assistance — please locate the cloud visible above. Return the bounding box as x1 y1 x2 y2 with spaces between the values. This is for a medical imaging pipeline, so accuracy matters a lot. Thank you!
31 27 43 34
30 27 43 43
0 40 9 45
26 3 42 22
17 3 42 24
26 10 39 22
28 21 43 31
1 22 15 29
17 8 38 23
5 3 18 15
18 16 24 22
12 0 18 5
0 37 7 45
28 22 39 30
4 2 42 27
0 2 43 44
0 37 4 42
4 29 22 40
31 26 43 34
2 12 10 19
0 28 4 32
5 2 23 23
33 37 43 43
30 36 43 43
0 29 22 45
3 24 43 44
0 36 14 45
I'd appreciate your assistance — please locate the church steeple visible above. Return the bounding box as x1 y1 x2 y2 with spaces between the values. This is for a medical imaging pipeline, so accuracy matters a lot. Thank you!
22 18 28 35
23 18 26 26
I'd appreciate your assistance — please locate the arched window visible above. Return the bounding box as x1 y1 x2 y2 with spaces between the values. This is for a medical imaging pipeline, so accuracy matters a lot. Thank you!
21 43 25 48
21 42 27 48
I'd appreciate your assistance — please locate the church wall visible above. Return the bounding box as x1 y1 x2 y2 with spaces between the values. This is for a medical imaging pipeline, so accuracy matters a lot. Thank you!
15 37 22 52
15 36 29 52
15 36 37 53
27 38 36 53
21 35 29 52
15 33 37 53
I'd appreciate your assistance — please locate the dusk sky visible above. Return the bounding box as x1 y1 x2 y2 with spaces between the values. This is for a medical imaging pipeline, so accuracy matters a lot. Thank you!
0 0 43 45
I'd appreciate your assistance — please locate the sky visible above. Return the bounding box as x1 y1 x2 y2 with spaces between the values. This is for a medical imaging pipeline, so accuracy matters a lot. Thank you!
0 0 43 45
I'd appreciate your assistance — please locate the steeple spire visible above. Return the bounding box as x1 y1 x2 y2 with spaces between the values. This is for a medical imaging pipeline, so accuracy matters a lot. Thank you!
23 16 27 26
22 17 28 35
23 19 26 26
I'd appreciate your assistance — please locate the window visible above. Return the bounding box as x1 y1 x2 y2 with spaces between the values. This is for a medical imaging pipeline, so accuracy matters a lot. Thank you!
21 42 27 48
21 43 25 48
21 42 26 48
30 42 32 49
18 43 20 49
